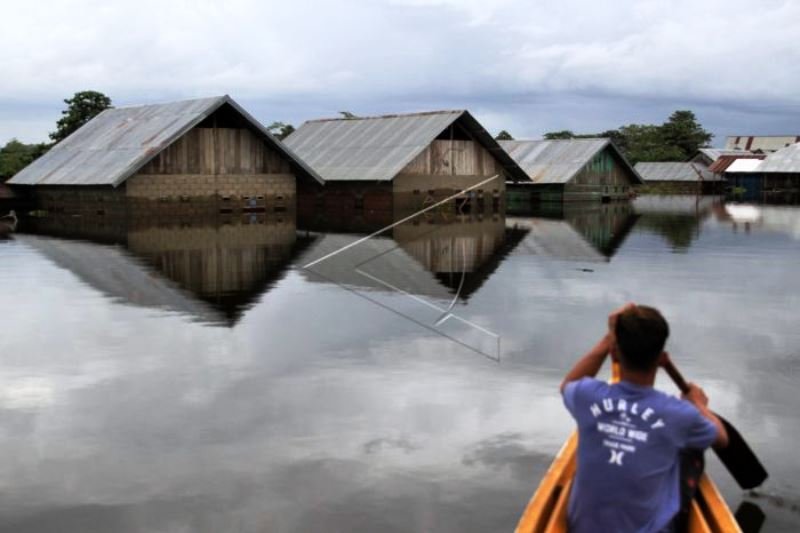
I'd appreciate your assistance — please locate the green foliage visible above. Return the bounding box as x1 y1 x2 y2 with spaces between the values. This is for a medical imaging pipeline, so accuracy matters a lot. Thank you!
660 110 713 159
617 124 686 164
543 110 712 165
50 90 112 143
495 130 514 141
543 130 576 140
266 121 295 140
0 139 49 180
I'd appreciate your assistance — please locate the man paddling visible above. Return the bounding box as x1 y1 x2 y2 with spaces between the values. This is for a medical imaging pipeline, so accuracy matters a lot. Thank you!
560 304 728 532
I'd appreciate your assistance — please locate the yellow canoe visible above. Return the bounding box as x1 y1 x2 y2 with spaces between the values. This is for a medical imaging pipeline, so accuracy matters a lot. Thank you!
516 366 742 533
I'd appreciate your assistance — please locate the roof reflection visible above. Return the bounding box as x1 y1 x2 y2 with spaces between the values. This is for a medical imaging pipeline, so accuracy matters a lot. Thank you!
17 213 310 326
508 202 639 262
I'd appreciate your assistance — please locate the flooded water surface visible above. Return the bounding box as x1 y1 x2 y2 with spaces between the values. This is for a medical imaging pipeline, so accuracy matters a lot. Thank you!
0 196 798 532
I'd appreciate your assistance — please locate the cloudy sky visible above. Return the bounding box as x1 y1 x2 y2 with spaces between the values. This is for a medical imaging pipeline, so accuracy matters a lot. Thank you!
2 0 799 145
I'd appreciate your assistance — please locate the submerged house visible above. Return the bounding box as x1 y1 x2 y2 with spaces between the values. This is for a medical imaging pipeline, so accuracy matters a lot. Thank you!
499 139 642 205
725 142 800 201
634 162 723 194
8 96 323 216
283 110 528 216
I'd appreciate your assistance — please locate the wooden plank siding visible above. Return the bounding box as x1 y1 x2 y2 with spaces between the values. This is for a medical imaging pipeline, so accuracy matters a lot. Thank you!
138 128 291 175
401 140 501 177
556 149 637 202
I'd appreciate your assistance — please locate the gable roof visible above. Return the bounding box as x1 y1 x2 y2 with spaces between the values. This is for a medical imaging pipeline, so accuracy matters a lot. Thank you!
9 95 323 187
498 139 643 185
757 142 800 173
283 110 528 182
634 162 722 182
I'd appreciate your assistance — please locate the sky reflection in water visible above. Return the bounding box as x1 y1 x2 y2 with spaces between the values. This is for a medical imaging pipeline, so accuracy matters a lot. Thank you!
0 196 798 532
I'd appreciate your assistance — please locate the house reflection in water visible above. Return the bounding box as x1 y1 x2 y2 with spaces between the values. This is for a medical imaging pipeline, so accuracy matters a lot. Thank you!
297 210 527 360
19 213 309 326
632 195 724 251
298 210 528 302
508 202 639 262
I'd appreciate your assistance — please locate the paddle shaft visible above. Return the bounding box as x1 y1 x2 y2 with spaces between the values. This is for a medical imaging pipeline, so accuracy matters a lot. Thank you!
661 359 768 490
662 360 690 394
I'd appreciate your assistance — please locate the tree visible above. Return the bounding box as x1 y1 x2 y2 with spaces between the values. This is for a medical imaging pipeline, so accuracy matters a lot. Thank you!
50 90 112 143
617 124 685 164
266 121 295 140
0 139 49 181
495 130 514 141
543 130 576 140
660 110 713 159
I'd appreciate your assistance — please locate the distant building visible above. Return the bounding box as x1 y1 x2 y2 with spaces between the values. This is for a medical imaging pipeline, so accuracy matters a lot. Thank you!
726 142 800 201
8 96 322 216
707 154 766 176
634 162 723 194
724 136 800 153
283 110 528 217
499 138 642 205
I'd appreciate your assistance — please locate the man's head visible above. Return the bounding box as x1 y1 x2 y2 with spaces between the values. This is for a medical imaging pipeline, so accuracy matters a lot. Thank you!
614 305 669 373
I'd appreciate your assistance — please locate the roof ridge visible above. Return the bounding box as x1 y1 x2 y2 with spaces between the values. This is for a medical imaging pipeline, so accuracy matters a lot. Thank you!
113 95 228 110
303 109 465 124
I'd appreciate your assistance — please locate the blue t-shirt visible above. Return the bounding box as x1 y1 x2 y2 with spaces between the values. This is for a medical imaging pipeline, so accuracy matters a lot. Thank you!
563 378 718 533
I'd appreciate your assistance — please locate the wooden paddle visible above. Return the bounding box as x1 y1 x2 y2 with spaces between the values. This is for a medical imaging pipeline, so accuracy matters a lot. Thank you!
662 359 768 490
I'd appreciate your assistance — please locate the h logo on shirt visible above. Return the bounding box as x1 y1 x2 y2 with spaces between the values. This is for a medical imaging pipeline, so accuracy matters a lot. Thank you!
609 450 625 466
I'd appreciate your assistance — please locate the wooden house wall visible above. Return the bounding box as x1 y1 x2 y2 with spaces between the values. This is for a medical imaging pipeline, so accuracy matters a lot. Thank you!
562 149 637 202
394 140 505 212
138 128 291 175
399 140 501 178
127 126 296 214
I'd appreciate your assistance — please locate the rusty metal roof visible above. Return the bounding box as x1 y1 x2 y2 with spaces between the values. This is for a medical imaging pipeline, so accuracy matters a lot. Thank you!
695 148 753 163
758 142 800 173
499 139 643 185
283 110 528 182
9 95 323 187
707 154 766 174
634 162 722 182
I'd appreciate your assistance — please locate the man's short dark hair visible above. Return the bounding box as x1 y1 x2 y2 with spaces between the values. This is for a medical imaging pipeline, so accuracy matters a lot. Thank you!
614 305 669 372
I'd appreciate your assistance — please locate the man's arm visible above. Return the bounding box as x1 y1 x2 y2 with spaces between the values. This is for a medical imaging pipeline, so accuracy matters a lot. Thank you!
559 333 612 394
683 383 730 449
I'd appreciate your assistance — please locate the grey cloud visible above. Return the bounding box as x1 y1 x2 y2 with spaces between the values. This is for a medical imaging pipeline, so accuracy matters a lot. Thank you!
2 0 800 143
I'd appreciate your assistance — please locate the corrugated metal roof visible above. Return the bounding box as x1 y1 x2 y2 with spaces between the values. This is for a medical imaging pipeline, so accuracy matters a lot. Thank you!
283 110 528 182
708 154 766 174
757 142 800 173
634 162 722 182
9 95 323 187
499 139 643 185
726 159 764 173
